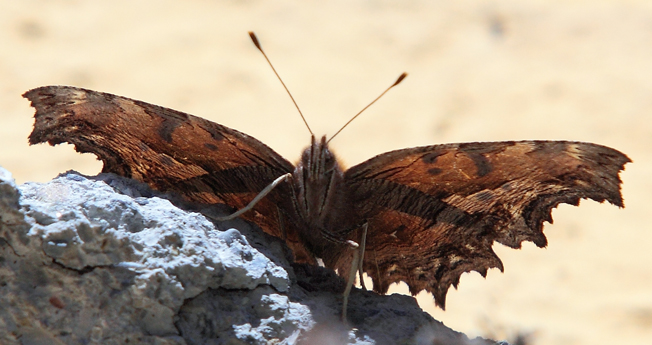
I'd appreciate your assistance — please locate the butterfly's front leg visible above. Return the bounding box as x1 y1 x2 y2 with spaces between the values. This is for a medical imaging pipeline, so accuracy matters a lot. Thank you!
342 222 368 322
213 173 292 221
357 223 368 291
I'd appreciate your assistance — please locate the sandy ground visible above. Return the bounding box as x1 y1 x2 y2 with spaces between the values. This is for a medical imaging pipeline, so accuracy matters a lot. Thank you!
1 1 650 344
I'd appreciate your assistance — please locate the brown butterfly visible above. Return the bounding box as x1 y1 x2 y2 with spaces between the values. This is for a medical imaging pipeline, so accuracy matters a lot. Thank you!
23 35 630 315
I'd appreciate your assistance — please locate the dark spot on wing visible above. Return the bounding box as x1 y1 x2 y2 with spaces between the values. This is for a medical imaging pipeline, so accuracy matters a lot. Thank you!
428 168 443 175
469 153 492 177
204 143 218 151
198 121 226 141
422 150 446 164
158 120 178 142
133 100 190 143
159 155 175 166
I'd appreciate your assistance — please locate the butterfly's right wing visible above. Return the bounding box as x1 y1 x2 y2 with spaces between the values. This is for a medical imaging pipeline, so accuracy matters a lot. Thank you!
344 141 629 308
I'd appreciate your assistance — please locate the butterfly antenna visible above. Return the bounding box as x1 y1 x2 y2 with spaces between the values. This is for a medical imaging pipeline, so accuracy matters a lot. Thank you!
327 72 407 144
249 32 314 137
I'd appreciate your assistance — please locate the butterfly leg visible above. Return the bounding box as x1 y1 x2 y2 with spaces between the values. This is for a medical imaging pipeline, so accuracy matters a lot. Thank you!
358 222 368 291
341 222 368 322
214 173 292 221
342 239 359 322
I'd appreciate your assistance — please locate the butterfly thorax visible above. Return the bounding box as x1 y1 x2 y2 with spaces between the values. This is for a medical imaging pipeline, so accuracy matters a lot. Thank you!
292 135 359 258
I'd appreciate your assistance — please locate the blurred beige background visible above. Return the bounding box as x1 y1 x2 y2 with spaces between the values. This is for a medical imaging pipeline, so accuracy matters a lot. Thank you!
0 1 650 344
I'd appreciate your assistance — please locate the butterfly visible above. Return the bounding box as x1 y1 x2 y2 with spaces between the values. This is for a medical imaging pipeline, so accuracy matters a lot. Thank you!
24 84 630 308
23 35 630 313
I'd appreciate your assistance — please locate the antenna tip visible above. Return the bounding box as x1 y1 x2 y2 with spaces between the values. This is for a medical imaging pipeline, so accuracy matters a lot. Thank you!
249 32 262 50
393 72 408 86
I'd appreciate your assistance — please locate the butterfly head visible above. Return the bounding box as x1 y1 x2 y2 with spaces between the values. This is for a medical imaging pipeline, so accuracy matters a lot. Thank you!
295 135 345 216
299 135 340 178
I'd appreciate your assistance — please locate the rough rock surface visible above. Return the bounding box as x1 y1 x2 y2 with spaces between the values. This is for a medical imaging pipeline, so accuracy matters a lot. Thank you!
0 166 502 345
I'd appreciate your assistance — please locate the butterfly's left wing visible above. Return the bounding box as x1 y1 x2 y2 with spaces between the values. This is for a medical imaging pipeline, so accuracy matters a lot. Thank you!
343 141 629 309
24 86 315 263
